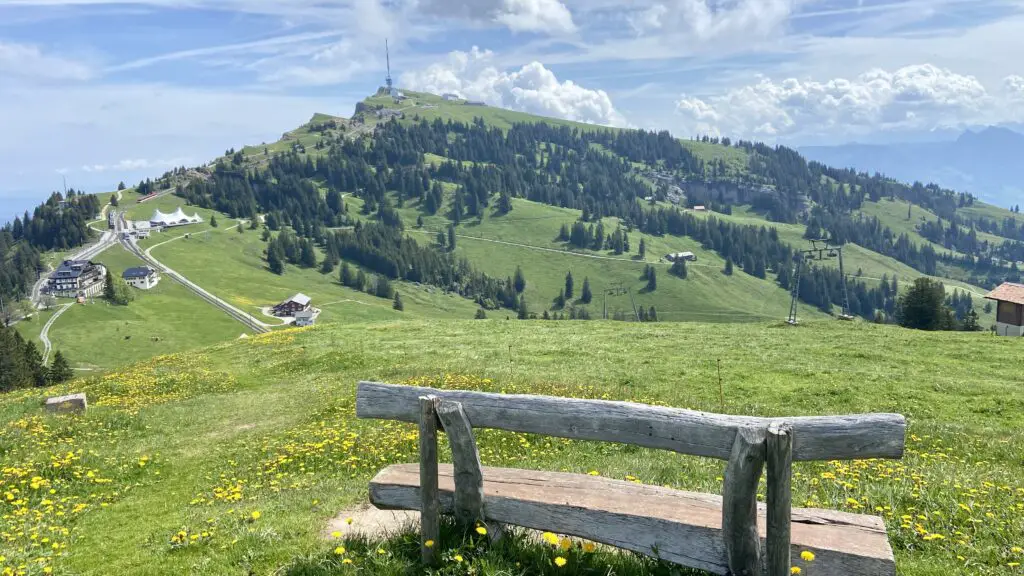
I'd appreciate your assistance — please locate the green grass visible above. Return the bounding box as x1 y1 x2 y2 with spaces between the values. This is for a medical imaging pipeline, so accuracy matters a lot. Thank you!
2 320 1023 575
680 140 750 178
352 192 825 322
144 221 481 324
41 245 245 370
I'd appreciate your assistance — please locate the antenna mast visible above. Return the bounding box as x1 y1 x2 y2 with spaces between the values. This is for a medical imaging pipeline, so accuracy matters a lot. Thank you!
385 39 393 92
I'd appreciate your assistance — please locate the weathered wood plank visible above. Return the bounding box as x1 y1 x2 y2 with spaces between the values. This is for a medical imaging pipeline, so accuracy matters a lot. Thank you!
356 382 905 461
370 464 896 576
418 396 440 566
723 427 766 576
436 400 485 528
766 421 793 576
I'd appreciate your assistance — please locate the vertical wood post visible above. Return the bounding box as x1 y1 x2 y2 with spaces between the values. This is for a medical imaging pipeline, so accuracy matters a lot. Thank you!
418 396 440 567
436 399 486 528
766 421 793 576
723 426 766 576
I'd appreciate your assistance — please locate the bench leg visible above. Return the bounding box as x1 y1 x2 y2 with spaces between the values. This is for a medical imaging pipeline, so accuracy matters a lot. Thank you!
723 426 766 576
419 396 440 567
766 422 793 576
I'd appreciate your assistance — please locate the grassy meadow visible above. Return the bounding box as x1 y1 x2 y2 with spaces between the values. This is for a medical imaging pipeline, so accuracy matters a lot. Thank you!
1 320 1022 575
37 245 245 370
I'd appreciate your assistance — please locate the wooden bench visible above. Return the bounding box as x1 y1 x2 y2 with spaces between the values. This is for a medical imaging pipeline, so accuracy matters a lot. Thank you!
356 382 906 576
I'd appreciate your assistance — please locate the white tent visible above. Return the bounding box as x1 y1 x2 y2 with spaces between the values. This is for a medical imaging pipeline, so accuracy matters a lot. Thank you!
150 207 203 227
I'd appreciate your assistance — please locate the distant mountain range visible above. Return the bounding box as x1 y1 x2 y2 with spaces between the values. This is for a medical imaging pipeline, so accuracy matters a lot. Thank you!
800 126 1024 208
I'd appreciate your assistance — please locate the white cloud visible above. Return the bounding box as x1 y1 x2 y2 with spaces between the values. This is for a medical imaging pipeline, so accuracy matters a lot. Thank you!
401 47 627 127
627 0 793 44
417 0 576 33
0 41 94 81
1005 75 1024 100
673 64 1010 140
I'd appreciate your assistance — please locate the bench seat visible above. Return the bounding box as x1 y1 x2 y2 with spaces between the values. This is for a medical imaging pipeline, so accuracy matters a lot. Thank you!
370 464 895 576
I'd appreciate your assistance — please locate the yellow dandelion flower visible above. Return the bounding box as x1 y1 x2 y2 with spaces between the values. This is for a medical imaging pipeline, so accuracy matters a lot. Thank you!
542 532 559 545
330 531 341 538
1009 563 1021 568
345 517 353 525
334 546 346 555
1013 547 1023 554
587 470 599 476
554 557 567 567
250 511 261 520
583 542 596 553
425 539 435 548
377 548 386 555
453 554 463 562
476 525 488 535
800 550 815 562
791 567 802 575
342 558 353 565
559 537 572 551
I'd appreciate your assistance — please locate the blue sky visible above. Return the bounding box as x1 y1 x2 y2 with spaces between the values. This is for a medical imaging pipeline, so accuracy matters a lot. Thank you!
2 0 1024 221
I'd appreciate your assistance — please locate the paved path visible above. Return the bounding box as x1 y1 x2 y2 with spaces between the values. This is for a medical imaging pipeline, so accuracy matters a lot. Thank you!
40 303 72 365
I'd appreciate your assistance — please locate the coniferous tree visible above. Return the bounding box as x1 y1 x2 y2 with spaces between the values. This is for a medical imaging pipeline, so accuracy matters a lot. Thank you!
447 225 457 252
393 291 404 311
670 259 688 279
355 270 368 292
565 271 574 300
261 228 271 241
638 238 646 260
110 193 119 207
648 306 657 322
299 239 317 268
320 257 335 274
513 266 526 293
48 351 73 384
103 271 115 301
267 250 284 275
724 259 733 275
555 289 566 309
475 309 487 319
117 181 126 191
581 277 592 304
897 278 953 330
647 267 657 291
210 214 218 228
518 294 529 319
340 262 354 287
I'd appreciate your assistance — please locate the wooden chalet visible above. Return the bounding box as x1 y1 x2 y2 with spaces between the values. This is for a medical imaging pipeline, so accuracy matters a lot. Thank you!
273 293 311 317
985 282 1024 337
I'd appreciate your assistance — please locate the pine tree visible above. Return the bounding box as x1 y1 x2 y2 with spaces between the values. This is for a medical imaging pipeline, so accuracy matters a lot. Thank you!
962 309 981 331
447 225 456 252
565 271 574 300
340 263 354 287
109 193 119 207
514 266 526 293
103 271 115 300
22 340 46 387
648 306 657 322
320 257 335 274
497 192 513 214
355 270 368 291
517 294 529 319
393 292 404 311
581 277 592 304
555 289 566 309
261 228 271 241
300 240 317 268
647 267 657 291
267 250 284 275
210 214 218 228
542 310 550 320
48 351 73 384
638 238 646 260
416 215 424 228
670 259 688 279
474 309 487 319
117 181 126 191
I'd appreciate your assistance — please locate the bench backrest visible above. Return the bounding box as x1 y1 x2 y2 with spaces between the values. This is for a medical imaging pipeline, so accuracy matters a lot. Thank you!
356 382 906 461
356 381 907 576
